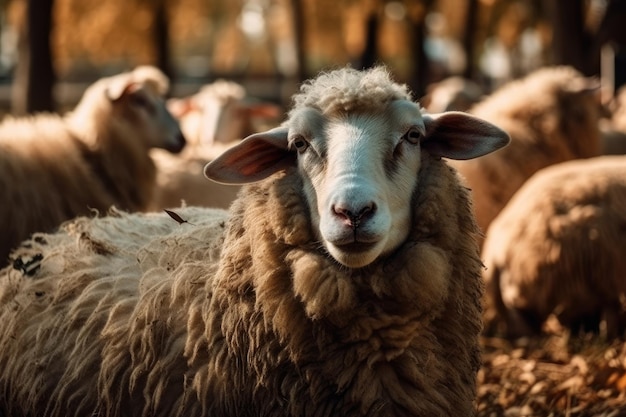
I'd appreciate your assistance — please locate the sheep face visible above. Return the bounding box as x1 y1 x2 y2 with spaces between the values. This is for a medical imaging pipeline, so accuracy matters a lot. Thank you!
205 108 509 269
285 101 424 268
109 82 187 154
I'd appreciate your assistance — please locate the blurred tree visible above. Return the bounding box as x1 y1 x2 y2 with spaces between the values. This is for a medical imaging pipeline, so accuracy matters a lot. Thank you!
290 0 307 82
406 0 435 97
462 0 478 79
354 1 380 70
152 0 173 82
12 0 56 114
549 0 596 75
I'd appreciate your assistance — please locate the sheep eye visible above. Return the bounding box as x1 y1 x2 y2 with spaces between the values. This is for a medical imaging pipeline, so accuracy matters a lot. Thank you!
402 127 422 145
129 93 157 115
290 136 309 153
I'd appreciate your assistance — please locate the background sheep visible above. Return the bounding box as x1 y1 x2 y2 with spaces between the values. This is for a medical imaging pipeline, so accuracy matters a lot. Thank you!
150 79 282 210
481 155 626 338
448 66 603 237
420 76 484 113
167 79 282 147
0 66 509 417
0 65 186 268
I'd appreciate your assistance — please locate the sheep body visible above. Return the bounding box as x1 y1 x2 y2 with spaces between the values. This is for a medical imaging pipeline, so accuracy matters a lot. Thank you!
0 66 509 417
448 66 603 235
482 155 626 337
0 66 185 267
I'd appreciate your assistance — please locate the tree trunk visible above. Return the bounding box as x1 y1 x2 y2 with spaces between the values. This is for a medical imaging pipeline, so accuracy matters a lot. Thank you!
462 0 478 79
290 0 307 83
356 11 379 70
12 0 56 115
153 0 173 85
550 0 595 75
407 0 434 98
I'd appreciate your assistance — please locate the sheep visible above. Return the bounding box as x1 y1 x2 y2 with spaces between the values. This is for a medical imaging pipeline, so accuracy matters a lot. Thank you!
0 65 186 268
481 155 626 338
448 66 603 237
420 76 484 114
167 79 282 147
0 65 509 417
150 80 282 210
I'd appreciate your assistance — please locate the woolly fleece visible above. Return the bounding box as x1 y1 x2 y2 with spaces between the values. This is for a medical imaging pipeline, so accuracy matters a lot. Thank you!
0 66 486 417
482 156 626 337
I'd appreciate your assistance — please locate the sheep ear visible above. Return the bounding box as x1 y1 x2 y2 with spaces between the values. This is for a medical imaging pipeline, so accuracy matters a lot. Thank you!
421 112 510 160
204 127 295 184
106 80 139 102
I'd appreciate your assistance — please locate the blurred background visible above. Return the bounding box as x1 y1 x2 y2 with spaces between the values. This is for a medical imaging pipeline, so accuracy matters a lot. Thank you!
0 0 625 115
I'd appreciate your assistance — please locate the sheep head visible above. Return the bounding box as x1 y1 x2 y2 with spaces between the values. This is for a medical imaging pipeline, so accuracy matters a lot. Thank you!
205 67 509 268
70 66 186 154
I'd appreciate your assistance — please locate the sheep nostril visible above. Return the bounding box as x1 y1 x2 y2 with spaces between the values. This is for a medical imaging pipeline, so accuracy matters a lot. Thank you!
332 202 376 228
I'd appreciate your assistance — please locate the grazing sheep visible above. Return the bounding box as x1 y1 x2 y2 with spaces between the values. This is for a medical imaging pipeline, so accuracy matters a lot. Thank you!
482 156 626 338
448 66 603 237
150 80 282 210
0 66 186 268
0 66 509 417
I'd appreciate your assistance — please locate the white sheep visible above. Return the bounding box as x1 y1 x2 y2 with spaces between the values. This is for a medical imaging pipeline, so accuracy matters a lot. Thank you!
150 79 282 210
481 155 626 338
448 66 603 237
0 66 509 417
167 79 282 147
0 65 186 268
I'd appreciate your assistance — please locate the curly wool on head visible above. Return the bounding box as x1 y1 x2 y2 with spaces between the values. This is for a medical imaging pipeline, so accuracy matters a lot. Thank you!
292 66 412 115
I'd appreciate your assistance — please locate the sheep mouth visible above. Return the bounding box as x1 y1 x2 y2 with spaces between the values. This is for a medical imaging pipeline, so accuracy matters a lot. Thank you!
334 241 378 254
166 134 187 154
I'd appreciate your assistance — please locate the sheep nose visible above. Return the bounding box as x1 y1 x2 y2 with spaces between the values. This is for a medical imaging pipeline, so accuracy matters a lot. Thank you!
332 202 377 229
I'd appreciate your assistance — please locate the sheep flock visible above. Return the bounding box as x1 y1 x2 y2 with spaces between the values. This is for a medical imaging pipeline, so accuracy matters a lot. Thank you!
0 66 510 417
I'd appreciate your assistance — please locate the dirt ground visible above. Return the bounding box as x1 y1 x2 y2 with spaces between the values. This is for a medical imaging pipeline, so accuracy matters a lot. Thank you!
477 329 626 416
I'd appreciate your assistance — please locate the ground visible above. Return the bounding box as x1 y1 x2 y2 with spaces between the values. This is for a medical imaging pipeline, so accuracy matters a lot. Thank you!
477 328 626 416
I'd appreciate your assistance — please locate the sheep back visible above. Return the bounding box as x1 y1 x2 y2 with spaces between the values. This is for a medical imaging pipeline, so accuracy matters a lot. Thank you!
449 66 603 235
482 156 626 337
0 206 228 417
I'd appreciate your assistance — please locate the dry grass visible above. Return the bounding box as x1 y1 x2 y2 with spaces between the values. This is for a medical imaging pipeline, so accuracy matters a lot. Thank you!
477 327 626 416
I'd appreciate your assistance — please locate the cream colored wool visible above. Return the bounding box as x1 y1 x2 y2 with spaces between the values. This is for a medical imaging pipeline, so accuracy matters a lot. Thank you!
449 66 603 237
0 66 185 268
482 156 626 337
0 66 508 417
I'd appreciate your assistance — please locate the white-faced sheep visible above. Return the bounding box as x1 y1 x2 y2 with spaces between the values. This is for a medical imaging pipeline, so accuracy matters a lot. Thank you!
150 80 282 210
167 79 282 147
0 65 186 268
0 66 509 417
448 66 603 237
482 155 626 338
